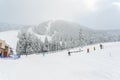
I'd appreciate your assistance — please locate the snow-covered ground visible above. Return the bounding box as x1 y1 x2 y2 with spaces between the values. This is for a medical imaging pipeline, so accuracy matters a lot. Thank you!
0 42 120 80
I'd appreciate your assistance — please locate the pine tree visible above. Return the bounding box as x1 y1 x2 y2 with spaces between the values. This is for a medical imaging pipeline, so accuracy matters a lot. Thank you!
79 29 86 46
16 31 28 55
43 37 49 52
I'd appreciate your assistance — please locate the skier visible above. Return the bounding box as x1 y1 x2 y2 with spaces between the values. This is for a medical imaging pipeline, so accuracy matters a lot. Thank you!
0 51 2 57
87 48 89 53
93 47 96 51
100 44 103 49
68 51 71 56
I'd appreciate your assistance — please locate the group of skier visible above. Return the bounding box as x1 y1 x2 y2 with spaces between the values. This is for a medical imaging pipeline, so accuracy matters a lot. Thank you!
68 44 104 56
87 44 103 53
86 44 104 53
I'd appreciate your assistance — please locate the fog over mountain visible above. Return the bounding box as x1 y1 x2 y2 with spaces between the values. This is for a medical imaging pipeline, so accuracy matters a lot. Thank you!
0 0 120 30
0 23 30 32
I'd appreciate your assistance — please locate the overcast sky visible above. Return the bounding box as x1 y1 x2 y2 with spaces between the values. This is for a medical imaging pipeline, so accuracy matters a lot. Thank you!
0 0 120 30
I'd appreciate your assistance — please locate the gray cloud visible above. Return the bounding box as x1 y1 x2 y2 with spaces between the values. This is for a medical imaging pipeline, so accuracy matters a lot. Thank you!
78 0 120 30
0 0 120 29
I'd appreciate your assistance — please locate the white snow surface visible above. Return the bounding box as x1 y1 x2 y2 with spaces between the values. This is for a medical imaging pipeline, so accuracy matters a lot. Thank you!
0 42 120 80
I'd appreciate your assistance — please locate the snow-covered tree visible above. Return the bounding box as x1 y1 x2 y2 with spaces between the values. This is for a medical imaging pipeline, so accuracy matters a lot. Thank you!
16 31 43 55
16 31 28 55
43 37 49 52
79 29 86 46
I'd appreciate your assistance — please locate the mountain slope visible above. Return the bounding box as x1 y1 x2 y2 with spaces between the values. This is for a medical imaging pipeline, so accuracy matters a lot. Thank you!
0 42 120 80
33 20 92 39
31 20 120 45
30 20 99 47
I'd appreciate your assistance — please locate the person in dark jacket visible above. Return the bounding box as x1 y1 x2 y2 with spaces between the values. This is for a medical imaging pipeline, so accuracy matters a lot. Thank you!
68 51 71 56
0 51 2 57
100 44 103 49
87 48 89 53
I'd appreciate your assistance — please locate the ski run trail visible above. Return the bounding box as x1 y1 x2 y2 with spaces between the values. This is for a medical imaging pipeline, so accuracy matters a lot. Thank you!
0 42 120 80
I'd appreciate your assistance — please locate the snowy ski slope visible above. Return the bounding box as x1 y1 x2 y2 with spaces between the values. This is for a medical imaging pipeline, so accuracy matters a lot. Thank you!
0 42 120 80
